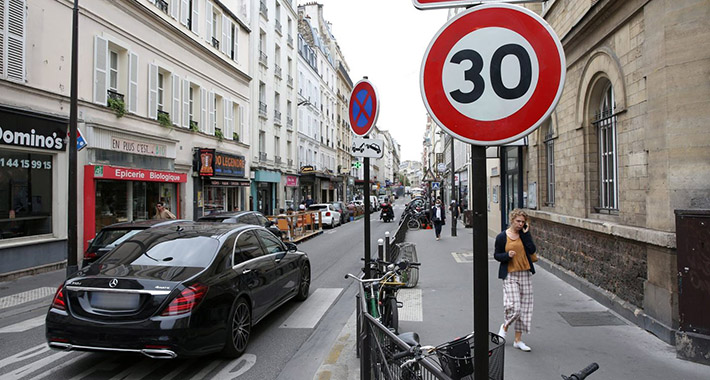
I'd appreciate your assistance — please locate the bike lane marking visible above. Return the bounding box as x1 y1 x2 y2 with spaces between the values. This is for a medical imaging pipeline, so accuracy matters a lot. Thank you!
0 315 45 333
0 343 49 372
2 349 73 380
0 287 55 311
280 288 343 329
209 354 257 379
398 289 423 322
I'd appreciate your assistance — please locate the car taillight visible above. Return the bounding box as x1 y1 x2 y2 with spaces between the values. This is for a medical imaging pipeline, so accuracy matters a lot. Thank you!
160 283 208 316
326 212 331 217
51 284 66 311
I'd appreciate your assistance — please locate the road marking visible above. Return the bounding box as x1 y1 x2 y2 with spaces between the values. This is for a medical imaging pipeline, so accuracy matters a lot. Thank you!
3 349 73 380
0 343 49 371
452 251 473 263
0 314 45 333
188 360 221 380
280 288 342 329
210 354 257 378
31 353 90 380
109 360 158 380
0 287 55 310
398 289 423 321
326 230 337 234
160 360 194 380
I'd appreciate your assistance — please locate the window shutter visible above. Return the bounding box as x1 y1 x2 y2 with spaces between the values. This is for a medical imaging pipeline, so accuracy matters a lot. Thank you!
221 15 230 55
128 51 138 113
6 0 25 81
182 79 190 128
93 36 108 105
200 88 207 133
232 25 239 62
148 63 158 119
205 1 213 42
240 103 249 142
169 0 178 19
0 0 5 77
191 0 199 34
180 0 189 26
172 73 180 126
224 99 233 139
208 90 215 135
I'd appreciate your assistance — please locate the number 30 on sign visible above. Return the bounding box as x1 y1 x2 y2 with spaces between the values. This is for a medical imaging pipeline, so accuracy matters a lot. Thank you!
420 4 565 146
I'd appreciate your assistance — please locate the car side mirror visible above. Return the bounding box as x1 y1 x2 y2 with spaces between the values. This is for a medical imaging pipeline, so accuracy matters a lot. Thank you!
285 242 298 252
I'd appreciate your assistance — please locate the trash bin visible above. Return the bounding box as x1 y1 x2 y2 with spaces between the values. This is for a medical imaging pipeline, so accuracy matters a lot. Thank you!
395 242 419 288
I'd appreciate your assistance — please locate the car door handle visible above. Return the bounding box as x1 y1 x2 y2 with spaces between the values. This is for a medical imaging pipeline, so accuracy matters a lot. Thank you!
242 269 252 275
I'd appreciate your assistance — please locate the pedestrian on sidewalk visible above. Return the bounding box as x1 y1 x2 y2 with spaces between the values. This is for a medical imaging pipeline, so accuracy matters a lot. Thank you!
154 201 176 220
449 199 461 226
494 208 537 352
430 198 446 240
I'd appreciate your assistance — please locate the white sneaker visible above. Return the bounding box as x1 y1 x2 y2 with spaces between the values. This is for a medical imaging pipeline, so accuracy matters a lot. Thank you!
513 340 531 352
497 323 506 339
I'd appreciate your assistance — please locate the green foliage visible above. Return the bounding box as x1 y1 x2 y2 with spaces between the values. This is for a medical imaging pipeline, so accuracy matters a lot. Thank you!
215 128 224 141
107 97 126 118
190 120 199 132
233 132 239 142
158 112 172 128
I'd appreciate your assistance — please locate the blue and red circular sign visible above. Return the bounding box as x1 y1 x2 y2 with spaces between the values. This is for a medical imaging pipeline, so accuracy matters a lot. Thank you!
420 4 566 145
349 79 379 136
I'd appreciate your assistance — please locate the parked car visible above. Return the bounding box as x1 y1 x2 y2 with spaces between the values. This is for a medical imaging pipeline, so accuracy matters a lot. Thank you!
46 222 310 359
83 219 187 266
197 211 281 238
307 203 341 228
332 201 350 224
370 196 380 211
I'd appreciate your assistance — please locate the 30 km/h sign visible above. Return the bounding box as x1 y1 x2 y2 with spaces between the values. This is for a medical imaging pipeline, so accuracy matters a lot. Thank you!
349 79 379 136
420 4 565 145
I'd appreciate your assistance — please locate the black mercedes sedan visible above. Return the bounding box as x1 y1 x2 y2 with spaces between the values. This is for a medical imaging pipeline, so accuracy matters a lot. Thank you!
46 222 310 359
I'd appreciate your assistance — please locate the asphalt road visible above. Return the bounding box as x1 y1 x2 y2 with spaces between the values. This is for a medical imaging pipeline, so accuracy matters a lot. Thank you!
0 203 403 380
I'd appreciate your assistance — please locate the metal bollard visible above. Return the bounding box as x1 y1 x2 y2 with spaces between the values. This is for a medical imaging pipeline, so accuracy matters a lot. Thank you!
377 239 384 275
384 231 390 262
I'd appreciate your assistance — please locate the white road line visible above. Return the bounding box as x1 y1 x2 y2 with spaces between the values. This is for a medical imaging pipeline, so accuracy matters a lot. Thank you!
210 354 257 379
3 349 73 380
398 289 423 322
188 360 221 380
0 287 55 310
0 343 49 371
326 230 337 234
280 288 342 329
109 360 158 380
160 361 194 380
0 314 45 333
31 352 90 380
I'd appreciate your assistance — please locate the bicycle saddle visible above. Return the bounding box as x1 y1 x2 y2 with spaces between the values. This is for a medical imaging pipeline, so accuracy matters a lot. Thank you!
398 332 420 347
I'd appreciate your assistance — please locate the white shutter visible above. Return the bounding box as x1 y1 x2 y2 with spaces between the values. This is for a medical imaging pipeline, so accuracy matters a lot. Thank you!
93 35 108 105
169 0 178 19
6 0 25 81
182 79 190 128
232 24 239 62
208 91 215 135
191 0 199 34
148 63 158 119
172 74 180 126
0 0 5 77
224 99 233 139
241 103 249 142
180 0 189 26
221 15 230 55
205 1 213 42
200 88 207 133
127 52 138 113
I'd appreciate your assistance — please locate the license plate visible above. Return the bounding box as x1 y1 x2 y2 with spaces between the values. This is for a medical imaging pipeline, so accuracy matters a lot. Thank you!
90 292 140 311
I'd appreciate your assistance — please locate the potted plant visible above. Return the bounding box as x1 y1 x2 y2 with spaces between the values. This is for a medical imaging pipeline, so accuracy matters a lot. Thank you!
107 97 126 118
215 128 224 141
190 120 199 132
233 132 239 142
158 112 171 128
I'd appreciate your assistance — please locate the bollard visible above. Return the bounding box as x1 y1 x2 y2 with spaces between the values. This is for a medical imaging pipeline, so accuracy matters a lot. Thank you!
377 239 384 275
384 231 391 262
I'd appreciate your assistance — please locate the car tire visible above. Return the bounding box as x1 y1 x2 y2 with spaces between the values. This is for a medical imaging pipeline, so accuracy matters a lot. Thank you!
295 264 310 301
222 297 251 358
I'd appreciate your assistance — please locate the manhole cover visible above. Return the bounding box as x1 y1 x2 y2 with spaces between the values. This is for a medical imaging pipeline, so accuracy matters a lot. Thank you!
558 311 625 327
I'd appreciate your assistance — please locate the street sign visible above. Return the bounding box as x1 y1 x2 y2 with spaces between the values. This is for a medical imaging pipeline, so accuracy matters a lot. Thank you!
437 162 446 172
412 0 544 10
352 137 384 158
349 79 379 136
420 4 565 145
432 182 440 190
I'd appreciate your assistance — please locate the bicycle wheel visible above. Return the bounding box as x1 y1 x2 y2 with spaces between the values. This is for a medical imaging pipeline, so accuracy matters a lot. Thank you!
407 218 420 230
381 297 399 334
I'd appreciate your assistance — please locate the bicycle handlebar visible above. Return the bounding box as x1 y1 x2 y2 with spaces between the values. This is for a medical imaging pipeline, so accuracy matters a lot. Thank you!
562 363 599 380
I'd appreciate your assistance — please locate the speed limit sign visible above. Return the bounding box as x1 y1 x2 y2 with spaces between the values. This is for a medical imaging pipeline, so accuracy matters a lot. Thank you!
420 4 565 145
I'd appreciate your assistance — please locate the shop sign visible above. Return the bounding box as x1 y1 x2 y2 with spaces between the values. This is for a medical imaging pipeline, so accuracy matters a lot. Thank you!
286 176 298 187
0 109 66 151
214 152 245 177
111 136 167 157
198 148 215 177
300 165 315 173
92 165 187 183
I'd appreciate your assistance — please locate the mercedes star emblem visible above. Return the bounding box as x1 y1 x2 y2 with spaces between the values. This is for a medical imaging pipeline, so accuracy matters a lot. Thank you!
109 278 119 288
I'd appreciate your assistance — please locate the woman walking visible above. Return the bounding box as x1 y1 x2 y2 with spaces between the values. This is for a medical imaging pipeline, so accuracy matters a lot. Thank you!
494 209 537 352
430 199 446 240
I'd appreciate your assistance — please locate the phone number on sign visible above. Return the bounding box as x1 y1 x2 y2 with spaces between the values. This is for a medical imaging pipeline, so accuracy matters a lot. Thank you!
0 158 52 170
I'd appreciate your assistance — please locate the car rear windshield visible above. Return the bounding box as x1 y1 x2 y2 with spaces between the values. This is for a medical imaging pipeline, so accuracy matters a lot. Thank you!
101 235 219 268
307 205 327 211
90 229 145 249
196 216 231 222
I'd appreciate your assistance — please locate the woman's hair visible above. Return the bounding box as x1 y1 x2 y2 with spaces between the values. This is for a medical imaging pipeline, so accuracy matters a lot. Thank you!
509 208 528 222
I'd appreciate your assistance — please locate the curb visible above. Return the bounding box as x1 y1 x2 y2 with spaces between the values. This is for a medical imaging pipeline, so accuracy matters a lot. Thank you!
313 312 359 380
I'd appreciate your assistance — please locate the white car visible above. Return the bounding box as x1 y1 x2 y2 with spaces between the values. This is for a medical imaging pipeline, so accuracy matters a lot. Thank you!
307 204 341 228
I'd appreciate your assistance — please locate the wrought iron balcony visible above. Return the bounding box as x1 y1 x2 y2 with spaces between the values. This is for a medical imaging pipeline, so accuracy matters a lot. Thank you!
260 1 268 18
274 65 282 79
275 20 282 35
274 110 282 125
259 51 268 67
259 152 267 161
107 89 124 102
156 0 168 14
212 37 220 49
288 159 293 167
259 102 267 118
287 75 294 88
275 156 282 164
287 35 294 47
286 117 293 129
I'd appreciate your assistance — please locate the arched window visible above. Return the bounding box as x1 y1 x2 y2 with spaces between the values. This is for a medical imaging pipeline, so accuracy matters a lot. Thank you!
592 82 618 211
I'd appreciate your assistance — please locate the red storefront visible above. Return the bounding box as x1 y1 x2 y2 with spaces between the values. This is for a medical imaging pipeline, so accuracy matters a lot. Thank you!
83 164 187 250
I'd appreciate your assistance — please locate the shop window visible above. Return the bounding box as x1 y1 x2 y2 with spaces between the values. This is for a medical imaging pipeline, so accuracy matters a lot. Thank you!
0 149 53 239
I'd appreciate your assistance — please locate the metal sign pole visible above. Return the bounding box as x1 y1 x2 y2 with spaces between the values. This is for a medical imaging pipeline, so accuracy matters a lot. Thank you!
67 0 80 277
451 139 457 237
471 144 488 379
362 155 371 380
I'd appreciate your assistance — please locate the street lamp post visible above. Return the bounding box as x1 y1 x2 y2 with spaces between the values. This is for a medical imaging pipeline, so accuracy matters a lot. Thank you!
67 0 80 277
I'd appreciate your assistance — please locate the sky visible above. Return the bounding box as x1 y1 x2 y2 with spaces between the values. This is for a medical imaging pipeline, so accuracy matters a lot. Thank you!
301 0 450 162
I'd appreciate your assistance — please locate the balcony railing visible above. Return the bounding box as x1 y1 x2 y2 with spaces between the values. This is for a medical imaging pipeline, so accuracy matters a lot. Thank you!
107 89 124 103
287 75 293 88
287 35 294 47
288 159 293 167
259 51 268 67
156 0 168 14
260 1 268 18
259 152 267 161
212 37 220 49
286 117 293 129
275 20 282 34
259 102 267 118
274 65 282 79
275 156 282 164
274 110 282 125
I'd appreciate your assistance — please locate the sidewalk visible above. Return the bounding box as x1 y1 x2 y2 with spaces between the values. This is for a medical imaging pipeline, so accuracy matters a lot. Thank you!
314 222 708 379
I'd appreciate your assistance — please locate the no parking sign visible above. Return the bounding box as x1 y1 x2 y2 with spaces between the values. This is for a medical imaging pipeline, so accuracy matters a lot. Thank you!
349 79 379 136
420 4 565 145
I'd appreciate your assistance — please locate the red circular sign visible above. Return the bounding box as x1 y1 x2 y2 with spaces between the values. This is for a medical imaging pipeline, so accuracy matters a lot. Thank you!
420 4 565 145
349 79 379 136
